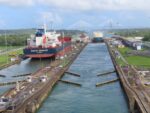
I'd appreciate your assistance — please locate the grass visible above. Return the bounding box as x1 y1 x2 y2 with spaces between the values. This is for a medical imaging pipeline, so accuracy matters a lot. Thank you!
8 49 23 55
0 55 10 66
126 56 150 68
118 47 132 55
118 47 150 68
116 58 126 66
61 58 70 67
0 46 23 51
0 46 23 56
0 48 23 67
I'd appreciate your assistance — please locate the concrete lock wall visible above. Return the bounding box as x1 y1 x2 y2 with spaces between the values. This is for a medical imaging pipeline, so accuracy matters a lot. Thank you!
105 40 144 113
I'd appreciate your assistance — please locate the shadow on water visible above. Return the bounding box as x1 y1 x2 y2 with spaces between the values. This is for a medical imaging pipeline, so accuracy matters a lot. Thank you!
37 43 130 113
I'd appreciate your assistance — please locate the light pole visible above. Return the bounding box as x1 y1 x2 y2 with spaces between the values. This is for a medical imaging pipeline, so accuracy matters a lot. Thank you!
5 31 9 64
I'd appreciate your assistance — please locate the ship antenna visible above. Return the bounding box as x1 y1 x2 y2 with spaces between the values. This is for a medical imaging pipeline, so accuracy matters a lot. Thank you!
50 21 53 31
44 23 47 34
62 32 64 57
44 16 47 34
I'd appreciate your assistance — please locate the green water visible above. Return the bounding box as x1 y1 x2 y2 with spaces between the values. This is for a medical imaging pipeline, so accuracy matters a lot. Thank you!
0 58 51 94
0 85 15 95
38 43 130 113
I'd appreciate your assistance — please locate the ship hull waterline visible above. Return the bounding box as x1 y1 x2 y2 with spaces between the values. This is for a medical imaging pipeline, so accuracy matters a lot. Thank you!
23 44 72 59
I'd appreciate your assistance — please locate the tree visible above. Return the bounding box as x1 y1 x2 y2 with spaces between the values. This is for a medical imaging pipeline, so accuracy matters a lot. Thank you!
0 34 29 46
143 34 150 41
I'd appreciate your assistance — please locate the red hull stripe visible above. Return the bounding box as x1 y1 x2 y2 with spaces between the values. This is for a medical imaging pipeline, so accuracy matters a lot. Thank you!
26 54 54 58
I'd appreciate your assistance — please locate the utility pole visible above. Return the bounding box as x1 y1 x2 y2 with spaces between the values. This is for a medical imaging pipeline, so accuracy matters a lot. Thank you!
5 31 8 64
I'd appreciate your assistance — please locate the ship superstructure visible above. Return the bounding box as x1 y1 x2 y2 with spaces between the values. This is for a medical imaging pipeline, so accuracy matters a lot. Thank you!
23 28 72 58
92 31 104 43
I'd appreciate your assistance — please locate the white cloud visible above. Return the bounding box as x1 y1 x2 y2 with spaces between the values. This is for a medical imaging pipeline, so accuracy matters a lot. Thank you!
119 12 136 21
68 20 93 29
96 18 124 29
0 0 34 6
38 0 150 11
0 0 150 11
36 11 63 27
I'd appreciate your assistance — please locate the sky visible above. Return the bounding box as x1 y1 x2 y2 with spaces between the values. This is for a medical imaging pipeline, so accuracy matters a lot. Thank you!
0 0 150 29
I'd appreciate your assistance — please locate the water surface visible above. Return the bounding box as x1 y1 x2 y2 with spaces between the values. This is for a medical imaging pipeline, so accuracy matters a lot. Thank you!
0 58 51 94
38 43 129 113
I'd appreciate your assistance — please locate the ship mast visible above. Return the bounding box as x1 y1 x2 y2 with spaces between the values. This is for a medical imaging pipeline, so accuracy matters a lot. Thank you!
50 21 53 31
62 32 65 58
43 16 47 34
44 22 47 34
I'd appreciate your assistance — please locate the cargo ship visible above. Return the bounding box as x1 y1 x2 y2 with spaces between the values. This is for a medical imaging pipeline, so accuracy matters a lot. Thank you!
23 28 72 58
92 31 104 43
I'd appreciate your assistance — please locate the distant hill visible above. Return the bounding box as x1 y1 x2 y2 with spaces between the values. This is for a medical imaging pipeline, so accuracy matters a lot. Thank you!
0 29 85 46
0 29 84 36
114 28 150 37
0 29 36 35
56 29 85 36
